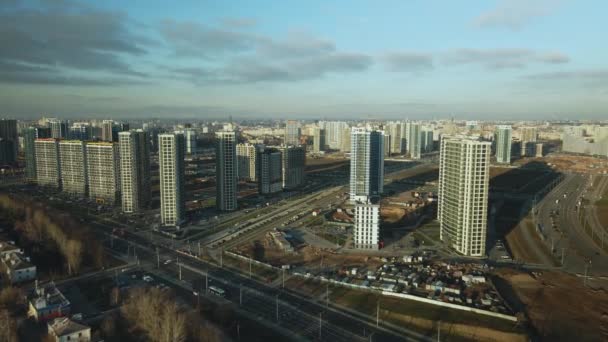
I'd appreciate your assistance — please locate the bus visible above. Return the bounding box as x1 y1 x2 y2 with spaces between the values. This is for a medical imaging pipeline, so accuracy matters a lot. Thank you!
209 286 226 297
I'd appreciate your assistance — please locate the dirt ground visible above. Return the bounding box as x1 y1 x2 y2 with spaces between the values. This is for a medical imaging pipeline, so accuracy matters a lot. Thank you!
381 206 407 224
517 154 608 174
234 234 384 269
496 269 608 342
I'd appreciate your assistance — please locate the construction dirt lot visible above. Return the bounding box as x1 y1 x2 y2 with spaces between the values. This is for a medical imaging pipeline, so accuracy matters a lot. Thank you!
234 233 384 270
494 269 608 342
516 154 608 174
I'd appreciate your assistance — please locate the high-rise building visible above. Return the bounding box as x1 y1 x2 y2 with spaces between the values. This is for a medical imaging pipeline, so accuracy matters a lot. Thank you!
320 121 348 149
421 129 434 153
184 128 197 155
59 140 88 195
281 145 305 189
101 120 114 142
216 131 237 211
258 148 283 195
24 127 37 180
158 133 185 226
495 125 512 164
388 122 403 154
312 127 326 153
519 126 537 157
383 134 391 157
349 128 384 202
340 127 351 152
86 142 120 204
0 119 18 163
48 119 68 139
35 139 61 188
68 122 92 141
36 127 52 139
408 122 422 159
236 143 259 182
119 130 151 213
401 122 411 152
438 136 490 257
285 120 301 146
354 200 380 250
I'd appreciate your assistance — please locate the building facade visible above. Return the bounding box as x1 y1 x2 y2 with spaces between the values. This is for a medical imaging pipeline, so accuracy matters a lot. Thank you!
495 125 512 164
35 139 61 188
59 140 88 195
158 133 185 227
354 200 380 250
438 136 490 257
519 126 537 157
216 131 238 211
258 148 283 195
236 143 259 181
408 122 422 159
312 127 326 153
285 120 301 146
349 128 384 202
0 119 18 164
24 127 37 180
86 142 120 204
281 145 306 189
119 130 151 213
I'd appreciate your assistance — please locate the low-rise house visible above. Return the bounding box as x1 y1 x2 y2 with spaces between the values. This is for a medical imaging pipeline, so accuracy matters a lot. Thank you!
0 241 20 257
2 252 36 283
47 317 91 342
28 283 71 322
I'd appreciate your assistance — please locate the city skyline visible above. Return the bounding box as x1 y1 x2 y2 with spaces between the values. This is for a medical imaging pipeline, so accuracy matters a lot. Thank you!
1 0 607 120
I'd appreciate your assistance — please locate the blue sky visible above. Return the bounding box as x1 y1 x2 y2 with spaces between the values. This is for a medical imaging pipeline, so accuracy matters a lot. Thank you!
1 0 607 120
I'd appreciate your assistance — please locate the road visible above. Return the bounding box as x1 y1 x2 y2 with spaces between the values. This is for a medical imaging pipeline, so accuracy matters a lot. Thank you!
536 173 608 276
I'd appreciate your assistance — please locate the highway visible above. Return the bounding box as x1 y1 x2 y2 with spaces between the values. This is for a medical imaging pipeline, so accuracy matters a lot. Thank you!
536 173 608 275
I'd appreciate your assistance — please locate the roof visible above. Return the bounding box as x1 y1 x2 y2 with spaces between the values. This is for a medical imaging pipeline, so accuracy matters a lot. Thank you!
30 282 70 310
0 241 20 255
48 317 90 337
2 252 34 270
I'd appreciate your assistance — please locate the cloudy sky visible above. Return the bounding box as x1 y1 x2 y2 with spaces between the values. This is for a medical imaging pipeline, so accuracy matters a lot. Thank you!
1 0 607 120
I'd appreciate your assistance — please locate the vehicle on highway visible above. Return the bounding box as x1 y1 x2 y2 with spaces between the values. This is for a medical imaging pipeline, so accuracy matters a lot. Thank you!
163 259 172 265
209 285 226 297
142 275 153 283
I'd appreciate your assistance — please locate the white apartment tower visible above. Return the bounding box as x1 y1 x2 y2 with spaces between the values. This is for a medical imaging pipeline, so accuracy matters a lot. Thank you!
59 140 88 195
258 148 283 195
119 130 151 213
285 120 301 146
438 136 491 257
216 131 237 211
86 142 120 204
354 200 380 250
519 126 538 157
35 139 61 188
158 133 185 227
495 125 512 164
350 127 384 202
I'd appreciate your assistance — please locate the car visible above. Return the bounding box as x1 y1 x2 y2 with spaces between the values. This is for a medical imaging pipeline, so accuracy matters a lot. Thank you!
142 275 153 282
163 259 172 265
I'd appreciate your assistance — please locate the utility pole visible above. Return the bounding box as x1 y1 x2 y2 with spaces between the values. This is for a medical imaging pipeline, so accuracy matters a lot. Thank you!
205 273 208 294
326 283 329 308
220 249 223 268
179 262 182 281
282 268 285 289
376 300 379 327
561 248 566 265
249 258 252 278
319 312 322 340
198 242 201 257
437 320 441 342
239 284 243 306
275 294 279 323
156 247 160 268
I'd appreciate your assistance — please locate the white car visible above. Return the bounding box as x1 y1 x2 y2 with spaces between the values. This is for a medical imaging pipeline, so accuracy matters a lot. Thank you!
142 275 153 282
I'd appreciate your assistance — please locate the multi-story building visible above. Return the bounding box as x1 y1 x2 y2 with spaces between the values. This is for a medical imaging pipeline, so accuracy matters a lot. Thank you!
495 125 512 164
35 139 61 188
119 130 151 213
312 127 326 153
47 317 91 342
383 134 391 157
28 283 71 322
1 252 36 284
23 127 37 180
158 133 185 227
258 148 283 195
320 121 348 150
59 140 88 195
216 131 237 211
68 122 92 141
354 200 380 250
48 119 68 139
388 122 403 154
349 128 384 202
438 136 490 257
340 127 351 152
285 120 301 146
421 128 434 153
519 126 537 157
236 143 259 181
0 119 18 163
86 142 120 204
408 122 422 159
101 120 114 142
281 145 305 189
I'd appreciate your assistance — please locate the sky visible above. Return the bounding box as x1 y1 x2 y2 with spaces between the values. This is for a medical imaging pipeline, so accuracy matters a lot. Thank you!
1 0 607 120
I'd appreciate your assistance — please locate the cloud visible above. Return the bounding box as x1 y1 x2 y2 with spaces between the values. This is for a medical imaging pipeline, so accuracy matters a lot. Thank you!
221 17 258 28
160 20 372 84
0 1 149 85
443 48 569 69
473 0 563 30
383 52 433 72
523 69 608 92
